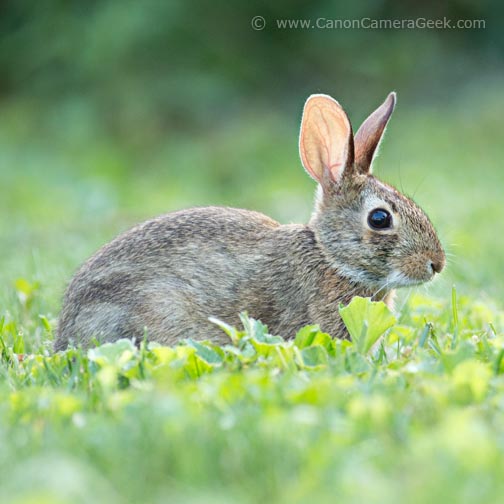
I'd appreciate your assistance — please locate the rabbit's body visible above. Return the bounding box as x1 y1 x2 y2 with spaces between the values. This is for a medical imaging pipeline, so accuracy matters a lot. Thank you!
56 206 386 349
55 92 445 350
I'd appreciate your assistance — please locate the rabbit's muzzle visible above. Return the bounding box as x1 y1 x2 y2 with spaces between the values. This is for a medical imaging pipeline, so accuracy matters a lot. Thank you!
396 248 446 285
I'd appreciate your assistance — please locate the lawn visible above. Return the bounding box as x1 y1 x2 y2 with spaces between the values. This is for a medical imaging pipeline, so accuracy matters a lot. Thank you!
1 81 504 503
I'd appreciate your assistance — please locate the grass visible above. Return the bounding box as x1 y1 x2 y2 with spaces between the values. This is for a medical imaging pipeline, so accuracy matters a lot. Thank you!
1 293 504 503
1 81 504 503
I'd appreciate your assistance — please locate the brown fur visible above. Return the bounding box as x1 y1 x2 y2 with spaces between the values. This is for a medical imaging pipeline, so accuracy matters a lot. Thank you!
55 93 445 350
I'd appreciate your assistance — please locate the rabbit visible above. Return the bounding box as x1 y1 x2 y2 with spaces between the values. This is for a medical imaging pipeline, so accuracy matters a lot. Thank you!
54 92 445 350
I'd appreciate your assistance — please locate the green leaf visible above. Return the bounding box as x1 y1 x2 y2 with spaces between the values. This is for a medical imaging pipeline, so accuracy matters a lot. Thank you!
185 339 223 365
88 339 137 366
295 325 335 356
339 296 397 354
184 351 213 378
13 332 25 355
419 323 432 348
294 325 320 348
240 313 283 345
209 316 240 344
39 315 52 333
300 345 329 367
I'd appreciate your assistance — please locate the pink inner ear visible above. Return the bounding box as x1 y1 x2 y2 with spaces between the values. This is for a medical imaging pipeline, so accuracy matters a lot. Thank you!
316 116 343 181
299 95 352 184
316 105 350 181
326 157 344 179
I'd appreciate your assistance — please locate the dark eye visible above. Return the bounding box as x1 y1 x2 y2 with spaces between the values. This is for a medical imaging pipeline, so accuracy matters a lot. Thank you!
368 208 392 230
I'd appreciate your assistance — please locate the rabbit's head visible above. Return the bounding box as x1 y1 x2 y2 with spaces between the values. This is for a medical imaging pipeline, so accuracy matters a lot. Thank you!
300 92 445 292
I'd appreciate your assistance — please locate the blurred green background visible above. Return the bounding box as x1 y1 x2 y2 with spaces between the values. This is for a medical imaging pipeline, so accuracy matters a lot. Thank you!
0 0 503 319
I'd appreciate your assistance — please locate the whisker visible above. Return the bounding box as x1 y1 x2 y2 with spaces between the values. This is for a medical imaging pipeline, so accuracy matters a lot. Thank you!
411 174 428 200
445 258 457 266
371 278 392 300
397 161 405 195
397 288 413 315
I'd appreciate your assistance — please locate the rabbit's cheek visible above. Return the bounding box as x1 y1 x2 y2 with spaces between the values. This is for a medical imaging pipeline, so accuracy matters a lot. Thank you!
362 230 399 267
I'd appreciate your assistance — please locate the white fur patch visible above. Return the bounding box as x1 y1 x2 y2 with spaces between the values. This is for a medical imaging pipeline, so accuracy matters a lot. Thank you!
332 262 372 285
386 270 420 288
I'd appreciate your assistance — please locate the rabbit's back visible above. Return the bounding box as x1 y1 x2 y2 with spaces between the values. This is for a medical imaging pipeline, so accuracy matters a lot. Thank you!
55 207 318 349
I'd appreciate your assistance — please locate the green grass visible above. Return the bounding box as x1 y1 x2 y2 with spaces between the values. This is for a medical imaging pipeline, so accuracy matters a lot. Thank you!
0 292 503 503
1 82 504 503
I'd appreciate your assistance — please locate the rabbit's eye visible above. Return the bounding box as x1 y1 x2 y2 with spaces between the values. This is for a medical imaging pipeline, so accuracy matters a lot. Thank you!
368 208 392 230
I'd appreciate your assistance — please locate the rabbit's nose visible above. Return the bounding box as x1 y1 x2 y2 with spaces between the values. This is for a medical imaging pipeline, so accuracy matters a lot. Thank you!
429 258 444 274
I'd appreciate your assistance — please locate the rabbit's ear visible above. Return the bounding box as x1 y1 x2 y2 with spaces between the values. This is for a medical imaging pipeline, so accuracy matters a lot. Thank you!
354 92 396 173
299 94 354 185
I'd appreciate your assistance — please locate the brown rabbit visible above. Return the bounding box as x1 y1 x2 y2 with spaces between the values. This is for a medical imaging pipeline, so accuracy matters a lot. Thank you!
55 92 445 350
